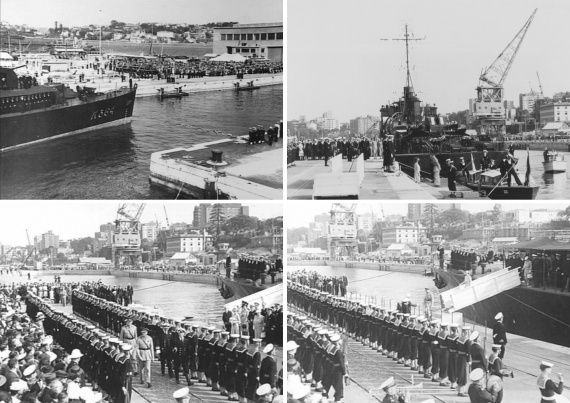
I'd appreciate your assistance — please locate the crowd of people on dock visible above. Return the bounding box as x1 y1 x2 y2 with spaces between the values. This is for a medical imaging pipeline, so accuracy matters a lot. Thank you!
0 282 126 403
446 247 570 292
287 136 386 167
108 56 283 80
286 281 517 402
287 270 348 298
72 287 283 402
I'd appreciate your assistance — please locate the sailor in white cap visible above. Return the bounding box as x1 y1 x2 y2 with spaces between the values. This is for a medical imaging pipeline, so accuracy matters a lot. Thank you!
456 325 472 397
286 340 299 359
538 361 565 403
468 331 487 372
379 376 409 403
256 383 273 402
468 368 499 402
259 343 276 389
172 387 190 403
492 312 507 359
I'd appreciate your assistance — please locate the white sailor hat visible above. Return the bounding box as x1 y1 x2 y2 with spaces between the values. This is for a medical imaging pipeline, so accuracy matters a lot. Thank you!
207 326 215 331
252 338 262 343
263 344 274 354
221 331 230 336
330 334 341 342
291 383 311 399
417 316 426 323
172 387 189 400
461 325 472 331
541 361 554 368
494 312 504 320
430 319 440 326
241 335 250 340
121 344 132 351
229 333 240 339
403 313 410 318
470 368 485 382
317 329 328 335
23 364 36 377
491 344 502 349
380 376 395 390
450 323 459 329
256 383 272 396
469 331 480 341
440 322 449 328
286 341 299 351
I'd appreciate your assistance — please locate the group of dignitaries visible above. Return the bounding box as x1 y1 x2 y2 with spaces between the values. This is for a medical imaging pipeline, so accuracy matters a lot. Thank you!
289 135 396 170
71 285 282 403
236 255 282 285
288 270 348 298
247 121 283 146
288 280 517 402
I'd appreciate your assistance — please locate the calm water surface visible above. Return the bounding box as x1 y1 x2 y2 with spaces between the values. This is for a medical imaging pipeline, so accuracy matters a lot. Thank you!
0 85 283 199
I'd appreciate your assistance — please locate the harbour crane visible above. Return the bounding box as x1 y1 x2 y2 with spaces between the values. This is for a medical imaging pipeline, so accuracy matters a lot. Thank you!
112 203 146 268
536 71 544 96
474 9 537 136
163 205 170 228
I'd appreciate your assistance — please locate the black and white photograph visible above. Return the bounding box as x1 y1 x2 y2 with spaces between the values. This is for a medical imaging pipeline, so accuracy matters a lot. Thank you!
0 0 283 200
0 201 284 402
286 0 570 201
287 201 570 402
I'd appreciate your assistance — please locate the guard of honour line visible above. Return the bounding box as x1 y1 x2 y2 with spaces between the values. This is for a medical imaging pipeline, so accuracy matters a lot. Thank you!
0 280 284 403
286 278 566 403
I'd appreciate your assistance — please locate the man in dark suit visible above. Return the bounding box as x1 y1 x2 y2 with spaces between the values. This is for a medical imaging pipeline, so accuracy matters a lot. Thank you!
324 139 331 166
480 150 491 171
447 159 457 191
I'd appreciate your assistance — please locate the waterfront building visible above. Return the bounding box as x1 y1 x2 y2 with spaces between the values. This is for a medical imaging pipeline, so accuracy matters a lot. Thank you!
213 22 283 62
193 203 248 228
382 224 426 244
349 115 378 135
141 221 160 242
166 231 213 257
40 230 59 251
519 92 544 112
356 213 374 233
539 102 570 125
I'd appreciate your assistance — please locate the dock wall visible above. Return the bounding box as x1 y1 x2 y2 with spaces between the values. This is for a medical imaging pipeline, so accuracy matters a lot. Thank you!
26 269 219 285
287 260 430 275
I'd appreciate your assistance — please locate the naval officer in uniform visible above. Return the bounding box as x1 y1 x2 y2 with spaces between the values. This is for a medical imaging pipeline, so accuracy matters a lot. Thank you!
136 327 154 388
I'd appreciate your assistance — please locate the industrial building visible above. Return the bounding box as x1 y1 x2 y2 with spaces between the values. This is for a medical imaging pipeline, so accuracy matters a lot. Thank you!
213 23 283 62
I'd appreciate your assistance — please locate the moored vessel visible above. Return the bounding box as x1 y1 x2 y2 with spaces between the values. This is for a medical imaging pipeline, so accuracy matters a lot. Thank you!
542 151 567 173
0 67 137 152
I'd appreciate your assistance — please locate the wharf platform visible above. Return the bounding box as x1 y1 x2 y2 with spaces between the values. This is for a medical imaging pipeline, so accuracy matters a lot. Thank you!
54 303 283 403
67 73 283 97
149 137 283 199
290 302 570 403
287 158 484 200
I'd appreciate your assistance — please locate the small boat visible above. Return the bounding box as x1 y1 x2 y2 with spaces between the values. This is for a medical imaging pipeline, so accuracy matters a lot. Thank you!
234 81 260 92
542 151 566 173
158 87 189 99
464 170 539 199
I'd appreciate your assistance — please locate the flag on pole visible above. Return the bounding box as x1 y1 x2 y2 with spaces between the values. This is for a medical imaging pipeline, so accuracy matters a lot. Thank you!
524 151 531 186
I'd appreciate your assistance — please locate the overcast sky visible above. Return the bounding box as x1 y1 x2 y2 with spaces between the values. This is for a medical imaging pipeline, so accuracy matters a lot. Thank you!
288 0 570 122
0 202 282 246
286 201 570 229
1 0 283 27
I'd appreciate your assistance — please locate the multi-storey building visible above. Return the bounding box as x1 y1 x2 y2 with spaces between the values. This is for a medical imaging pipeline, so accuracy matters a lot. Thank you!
539 102 570 125
193 203 248 227
40 231 59 251
166 231 213 257
382 224 426 244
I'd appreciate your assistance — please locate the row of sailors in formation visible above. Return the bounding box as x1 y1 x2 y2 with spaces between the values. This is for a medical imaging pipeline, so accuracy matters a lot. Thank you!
70 289 282 403
237 255 279 282
450 247 488 271
287 284 514 400
26 293 136 403
286 320 347 403
248 122 282 145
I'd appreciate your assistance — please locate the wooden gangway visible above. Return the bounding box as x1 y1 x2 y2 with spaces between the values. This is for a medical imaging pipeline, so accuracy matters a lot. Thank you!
440 268 521 311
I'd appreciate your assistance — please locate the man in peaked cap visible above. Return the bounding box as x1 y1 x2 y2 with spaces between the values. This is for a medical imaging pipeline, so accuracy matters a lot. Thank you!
136 328 154 388
492 312 507 360
119 318 138 376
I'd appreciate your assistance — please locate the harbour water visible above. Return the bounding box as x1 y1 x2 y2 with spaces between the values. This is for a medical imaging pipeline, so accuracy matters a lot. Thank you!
290 265 436 311
0 84 283 199
2 273 226 326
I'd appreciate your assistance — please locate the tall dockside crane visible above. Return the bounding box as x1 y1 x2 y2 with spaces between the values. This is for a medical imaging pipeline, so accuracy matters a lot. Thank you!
473 9 537 136
112 203 146 268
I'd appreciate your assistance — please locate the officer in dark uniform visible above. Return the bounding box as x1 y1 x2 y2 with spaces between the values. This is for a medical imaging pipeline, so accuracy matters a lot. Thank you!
173 327 192 386
447 159 457 191
492 312 507 359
